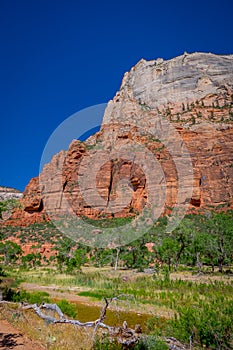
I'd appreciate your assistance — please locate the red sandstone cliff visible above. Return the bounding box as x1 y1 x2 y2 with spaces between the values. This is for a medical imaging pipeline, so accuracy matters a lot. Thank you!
4 52 233 227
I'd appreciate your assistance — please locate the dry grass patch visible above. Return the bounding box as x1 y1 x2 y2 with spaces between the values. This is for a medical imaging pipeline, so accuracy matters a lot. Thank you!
0 302 94 350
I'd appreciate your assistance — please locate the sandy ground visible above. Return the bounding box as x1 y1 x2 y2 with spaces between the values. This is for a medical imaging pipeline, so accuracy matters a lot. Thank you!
21 282 95 304
0 319 44 350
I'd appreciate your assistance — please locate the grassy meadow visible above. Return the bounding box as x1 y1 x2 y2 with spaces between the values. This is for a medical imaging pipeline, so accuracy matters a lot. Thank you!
1 265 233 349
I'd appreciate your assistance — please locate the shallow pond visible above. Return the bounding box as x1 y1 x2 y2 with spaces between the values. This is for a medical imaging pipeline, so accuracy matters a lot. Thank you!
54 298 151 331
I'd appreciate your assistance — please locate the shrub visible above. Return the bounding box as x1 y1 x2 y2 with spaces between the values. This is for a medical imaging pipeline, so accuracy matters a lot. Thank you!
93 335 123 349
168 302 233 349
3 288 51 304
0 265 6 276
56 299 77 318
134 335 168 349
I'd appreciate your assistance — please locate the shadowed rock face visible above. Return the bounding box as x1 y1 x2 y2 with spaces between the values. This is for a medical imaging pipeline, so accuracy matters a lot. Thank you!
4 52 233 226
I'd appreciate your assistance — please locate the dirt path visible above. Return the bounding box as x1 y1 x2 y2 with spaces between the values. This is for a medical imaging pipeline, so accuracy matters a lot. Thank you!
0 319 44 350
21 282 101 306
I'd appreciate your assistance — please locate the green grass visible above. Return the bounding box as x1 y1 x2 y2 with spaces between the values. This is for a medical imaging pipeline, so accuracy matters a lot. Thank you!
78 290 106 300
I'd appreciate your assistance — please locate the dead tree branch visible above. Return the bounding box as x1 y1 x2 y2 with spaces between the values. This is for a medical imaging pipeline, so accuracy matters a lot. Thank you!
18 295 142 347
22 302 110 330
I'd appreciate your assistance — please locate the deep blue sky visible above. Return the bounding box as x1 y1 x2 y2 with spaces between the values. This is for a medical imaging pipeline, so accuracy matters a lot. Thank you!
1 0 233 191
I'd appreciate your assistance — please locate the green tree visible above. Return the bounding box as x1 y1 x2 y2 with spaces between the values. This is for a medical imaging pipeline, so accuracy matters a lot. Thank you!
157 237 179 271
91 248 115 268
186 211 233 272
66 246 88 273
191 232 219 272
21 253 42 268
152 217 198 270
121 238 153 271
0 241 22 264
0 199 19 219
205 212 233 272
54 237 75 271
54 236 90 273
172 218 195 269
0 201 7 219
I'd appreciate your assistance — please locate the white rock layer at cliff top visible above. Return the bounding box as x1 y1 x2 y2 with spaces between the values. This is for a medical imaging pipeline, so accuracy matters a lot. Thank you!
103 52 233 124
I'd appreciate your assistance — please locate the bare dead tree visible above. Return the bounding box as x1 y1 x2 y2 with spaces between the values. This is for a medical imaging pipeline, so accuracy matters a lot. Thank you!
19 295 142 347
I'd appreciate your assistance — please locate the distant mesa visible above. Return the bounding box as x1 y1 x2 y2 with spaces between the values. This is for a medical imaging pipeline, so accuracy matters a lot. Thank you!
0 186 23 201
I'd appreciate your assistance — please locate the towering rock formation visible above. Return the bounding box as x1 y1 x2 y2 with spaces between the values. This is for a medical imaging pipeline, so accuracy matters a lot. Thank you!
4 52 233 226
